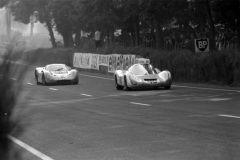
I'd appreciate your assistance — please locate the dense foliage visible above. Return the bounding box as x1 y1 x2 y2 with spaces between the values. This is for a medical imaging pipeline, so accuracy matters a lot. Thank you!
1 0 239 49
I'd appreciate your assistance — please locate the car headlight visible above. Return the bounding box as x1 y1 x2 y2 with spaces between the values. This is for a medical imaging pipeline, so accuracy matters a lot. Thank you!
159 71 171 81
68 71 75 78
129 75 142 85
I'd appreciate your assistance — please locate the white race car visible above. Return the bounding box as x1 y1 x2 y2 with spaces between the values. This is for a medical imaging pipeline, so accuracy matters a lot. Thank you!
35 64 79 85
114 63 172 90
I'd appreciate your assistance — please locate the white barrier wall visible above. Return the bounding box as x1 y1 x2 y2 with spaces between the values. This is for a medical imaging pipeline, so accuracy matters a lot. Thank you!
98 54 109 66
73 53 99 70
108 54 135 73
73 53 150 73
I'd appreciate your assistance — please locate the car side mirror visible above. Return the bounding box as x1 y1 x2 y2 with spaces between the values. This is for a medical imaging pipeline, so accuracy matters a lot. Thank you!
155 68 161 73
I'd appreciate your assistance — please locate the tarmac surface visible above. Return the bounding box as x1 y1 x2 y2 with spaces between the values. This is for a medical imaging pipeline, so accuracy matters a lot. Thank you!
7 61 240 160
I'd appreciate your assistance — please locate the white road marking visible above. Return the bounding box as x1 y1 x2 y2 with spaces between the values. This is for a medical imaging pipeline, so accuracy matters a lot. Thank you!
173 85 240 93
81 94 93 97
209 98 231 101
27 83 34 85
31 93 151 106
187 114 215 118
11 78 17 80
8 135 54 160
126 91 170 96
130 102 151 106
207 95 219 98
49 88 58 91
218 114 240 119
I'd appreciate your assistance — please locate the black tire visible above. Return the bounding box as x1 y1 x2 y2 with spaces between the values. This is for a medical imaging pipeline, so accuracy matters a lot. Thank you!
115 76 124 90
42 74 47 86
164 80 172 90
164 85 171 90
124 76 131 91
35 71 39 85
73 80 79 85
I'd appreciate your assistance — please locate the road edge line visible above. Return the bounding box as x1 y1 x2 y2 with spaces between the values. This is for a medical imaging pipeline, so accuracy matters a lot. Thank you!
8 135 54 160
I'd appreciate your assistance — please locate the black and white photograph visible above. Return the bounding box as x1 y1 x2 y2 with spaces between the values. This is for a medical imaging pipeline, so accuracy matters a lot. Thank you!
1 0 240 160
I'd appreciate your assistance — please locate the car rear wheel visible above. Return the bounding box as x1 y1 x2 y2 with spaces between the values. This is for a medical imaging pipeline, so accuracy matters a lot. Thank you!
124 76 131 91
164 85 171 89
115 76 124 90
73 80 79 85
42 74 47 86
35 71 39 85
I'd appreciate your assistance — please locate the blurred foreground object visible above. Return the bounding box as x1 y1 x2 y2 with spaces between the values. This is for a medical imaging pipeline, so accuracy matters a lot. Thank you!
0 46 24 160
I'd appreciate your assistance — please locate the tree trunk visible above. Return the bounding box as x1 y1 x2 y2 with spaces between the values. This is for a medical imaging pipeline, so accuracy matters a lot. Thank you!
237 0 240 49
130 31 135 47
105 30 113 45
205 0 216 50
68 31 74 47
62 29 73 47
134 15 140 46
62 32 68 47
109 29 114 45
155 21 163 49
150 24 155 48
74 30 81 47
238 20 240 49
45 18 56 48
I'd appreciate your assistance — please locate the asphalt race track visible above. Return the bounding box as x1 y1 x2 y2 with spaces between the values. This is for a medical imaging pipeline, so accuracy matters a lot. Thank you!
7 61 240 160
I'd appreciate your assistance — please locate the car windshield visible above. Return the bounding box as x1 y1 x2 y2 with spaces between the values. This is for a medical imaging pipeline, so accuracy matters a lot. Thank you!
128 64 156 75
46 64 68 72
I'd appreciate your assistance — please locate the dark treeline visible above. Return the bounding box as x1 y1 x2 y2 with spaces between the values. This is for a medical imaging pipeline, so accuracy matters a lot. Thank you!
1 0 240 49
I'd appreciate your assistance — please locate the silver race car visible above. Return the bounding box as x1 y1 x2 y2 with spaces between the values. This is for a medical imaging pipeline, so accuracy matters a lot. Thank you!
35 64 79 85
114 63 172 90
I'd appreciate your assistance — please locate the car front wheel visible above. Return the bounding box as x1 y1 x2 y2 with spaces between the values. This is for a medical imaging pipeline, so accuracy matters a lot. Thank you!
124 76 131 91
164 85 171 89
115 76 124 90
42 74 47 86
35 71 39 85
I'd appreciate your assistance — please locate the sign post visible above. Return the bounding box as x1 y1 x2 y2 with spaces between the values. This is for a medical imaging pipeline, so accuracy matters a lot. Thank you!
195 38 209 53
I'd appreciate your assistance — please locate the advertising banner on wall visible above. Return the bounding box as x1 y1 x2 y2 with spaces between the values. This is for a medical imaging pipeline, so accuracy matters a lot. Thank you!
91 54 99 70
108 54 135 73
99 55 109 66
73 53 99 70
74 53 137 73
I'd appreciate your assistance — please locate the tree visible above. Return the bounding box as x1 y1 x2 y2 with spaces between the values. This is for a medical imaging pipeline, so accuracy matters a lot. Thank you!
50 0 75 47
0 0 9 8
11 0 57 48
141 0 188 49
212 0 240 48
76 0 123 45
123 0 141 46
205 0 216 50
